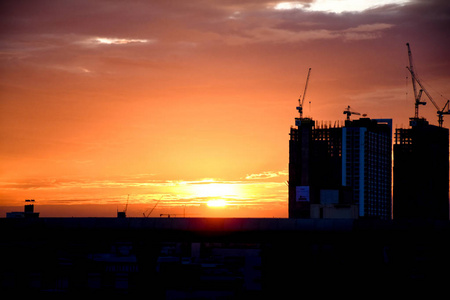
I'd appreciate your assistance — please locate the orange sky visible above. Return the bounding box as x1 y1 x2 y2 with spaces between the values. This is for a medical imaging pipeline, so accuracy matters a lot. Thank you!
1 0 449 217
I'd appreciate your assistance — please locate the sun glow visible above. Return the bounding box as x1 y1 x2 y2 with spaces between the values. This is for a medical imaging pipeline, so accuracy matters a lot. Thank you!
191 180 240 199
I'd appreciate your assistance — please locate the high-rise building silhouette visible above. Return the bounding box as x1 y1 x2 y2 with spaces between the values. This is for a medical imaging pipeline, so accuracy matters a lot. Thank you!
393 118 449 220
342 118 392 219
289 116 392 219
289 118 343 218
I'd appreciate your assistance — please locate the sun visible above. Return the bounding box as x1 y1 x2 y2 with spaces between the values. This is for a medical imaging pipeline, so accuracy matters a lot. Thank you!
207 199 227 208
192 180 240 198
188 180 240 208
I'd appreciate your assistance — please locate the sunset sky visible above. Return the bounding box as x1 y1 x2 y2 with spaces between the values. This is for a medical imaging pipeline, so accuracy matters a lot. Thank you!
1 0 449 217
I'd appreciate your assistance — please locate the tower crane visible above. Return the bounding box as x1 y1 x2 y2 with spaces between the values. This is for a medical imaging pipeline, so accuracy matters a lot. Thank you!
117 194 129 218
343 105 365 121
406 43 450 127
143 195 164 217
297 68 311 119
407 67 450 127
406 43 427 120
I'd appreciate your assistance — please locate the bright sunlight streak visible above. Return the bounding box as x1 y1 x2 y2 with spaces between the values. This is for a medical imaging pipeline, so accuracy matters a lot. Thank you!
207 199 228 208
94 37 151 45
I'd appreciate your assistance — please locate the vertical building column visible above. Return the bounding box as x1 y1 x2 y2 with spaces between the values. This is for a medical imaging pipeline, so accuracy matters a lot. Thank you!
342 127 347 187
359 128 366 218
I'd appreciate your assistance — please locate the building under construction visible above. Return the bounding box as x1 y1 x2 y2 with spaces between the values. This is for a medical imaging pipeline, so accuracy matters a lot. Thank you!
288 68 392 220
393 43 450 220
289 119 344 218
393 118 449 220
289 116 392 220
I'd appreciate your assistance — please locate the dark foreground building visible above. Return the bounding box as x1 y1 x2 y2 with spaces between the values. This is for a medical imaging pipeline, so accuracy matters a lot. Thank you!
1 217 450 297
394 118 449 220
6 199 39 218
289 117 392 219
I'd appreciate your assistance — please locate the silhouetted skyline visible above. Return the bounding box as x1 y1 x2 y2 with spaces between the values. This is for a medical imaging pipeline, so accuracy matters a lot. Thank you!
1 0 449 218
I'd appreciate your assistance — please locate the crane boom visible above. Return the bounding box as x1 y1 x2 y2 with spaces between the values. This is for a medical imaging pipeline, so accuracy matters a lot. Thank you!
300 68 311 108
297 68 311 119
442 100 450 113
407 67 440 110
143 195 164 217
124 194 129 213
343 105 361 121
407 65 449 127
406 43 427 119
407 43 418 102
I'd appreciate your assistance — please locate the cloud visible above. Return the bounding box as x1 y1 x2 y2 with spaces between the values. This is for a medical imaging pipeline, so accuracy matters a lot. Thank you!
273 0 412 13
0 0 432 52
186 2 401 45
220 22 394 44
0 175 163 191
245 170 288 180
47 65 93 75
92 37 154 45
0 174 287 207
341 23 394 40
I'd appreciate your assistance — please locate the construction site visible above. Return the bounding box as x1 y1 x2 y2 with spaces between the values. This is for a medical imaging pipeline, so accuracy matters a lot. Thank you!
288 42 449 221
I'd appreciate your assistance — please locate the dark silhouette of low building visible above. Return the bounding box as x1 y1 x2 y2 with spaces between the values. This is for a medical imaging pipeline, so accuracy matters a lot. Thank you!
393 118 449 220
6 199 40 218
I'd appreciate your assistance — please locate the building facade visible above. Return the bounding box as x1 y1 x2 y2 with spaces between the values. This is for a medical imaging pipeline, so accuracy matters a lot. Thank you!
288 119 344 218
342 118 392 219
393 118 449 220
